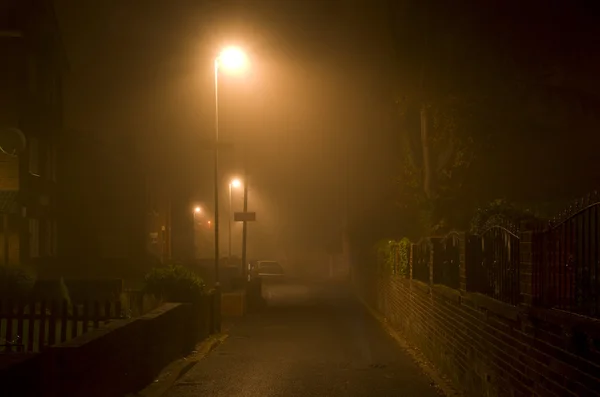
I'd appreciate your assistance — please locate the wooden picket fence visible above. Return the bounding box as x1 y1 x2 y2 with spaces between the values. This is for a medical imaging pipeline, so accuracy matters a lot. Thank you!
0 299 122 353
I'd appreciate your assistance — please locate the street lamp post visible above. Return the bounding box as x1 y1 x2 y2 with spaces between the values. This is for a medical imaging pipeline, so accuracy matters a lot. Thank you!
241 170 249 281
228 178 241 260
213 46 248 292
193 206 201 256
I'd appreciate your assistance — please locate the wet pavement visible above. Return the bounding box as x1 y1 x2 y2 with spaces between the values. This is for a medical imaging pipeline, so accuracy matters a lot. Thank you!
162 280 444 397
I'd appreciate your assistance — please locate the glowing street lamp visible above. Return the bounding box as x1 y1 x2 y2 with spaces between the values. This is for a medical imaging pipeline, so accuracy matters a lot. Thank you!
192 206 203 257
230 178 242 189
212 46 248 292
193 206 202 222
218 47 248 74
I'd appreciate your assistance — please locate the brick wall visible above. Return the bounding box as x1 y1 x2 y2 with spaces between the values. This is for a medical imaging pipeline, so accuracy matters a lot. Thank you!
355 233 600 397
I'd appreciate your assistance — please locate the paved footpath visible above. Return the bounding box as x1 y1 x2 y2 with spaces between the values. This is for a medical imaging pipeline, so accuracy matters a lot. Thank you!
163 282 445 397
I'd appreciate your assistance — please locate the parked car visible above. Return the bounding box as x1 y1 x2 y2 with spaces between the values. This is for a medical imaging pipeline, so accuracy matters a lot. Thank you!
249 260 285 282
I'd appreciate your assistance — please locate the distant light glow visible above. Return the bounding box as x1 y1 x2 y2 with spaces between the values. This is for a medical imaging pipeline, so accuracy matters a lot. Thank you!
217 47 248 72
231 178 242 188
194 206 202 213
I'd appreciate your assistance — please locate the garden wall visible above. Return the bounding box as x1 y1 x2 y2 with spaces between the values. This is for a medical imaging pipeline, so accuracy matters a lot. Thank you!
1 294 219 397
355 225 600 396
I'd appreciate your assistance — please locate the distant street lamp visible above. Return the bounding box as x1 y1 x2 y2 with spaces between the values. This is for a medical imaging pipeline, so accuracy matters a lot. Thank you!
193 206 203 223
193 205 202 221
213 46 248 289
228 178 242 259
230 178 242 189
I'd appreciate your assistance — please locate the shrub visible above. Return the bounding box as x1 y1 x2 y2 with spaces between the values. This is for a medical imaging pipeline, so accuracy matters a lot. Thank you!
397 238 411 275
374 238 411 276
0 265 37 300
143 264 205 303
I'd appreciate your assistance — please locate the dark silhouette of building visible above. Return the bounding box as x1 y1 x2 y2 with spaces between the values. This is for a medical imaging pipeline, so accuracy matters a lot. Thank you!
59 133 146 258
50 130 170 281
0 0 67 266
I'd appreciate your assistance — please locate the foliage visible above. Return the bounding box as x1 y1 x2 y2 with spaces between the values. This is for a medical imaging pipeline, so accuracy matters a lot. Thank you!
375 238 411 276
390 7 495 235
469 198 544 234
389 2 600 235
397 238 411 275
143 264 205 303
0 265 37 300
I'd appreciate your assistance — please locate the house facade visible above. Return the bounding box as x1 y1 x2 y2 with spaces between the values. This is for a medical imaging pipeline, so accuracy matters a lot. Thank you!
53 130 172 280
0 0 66 265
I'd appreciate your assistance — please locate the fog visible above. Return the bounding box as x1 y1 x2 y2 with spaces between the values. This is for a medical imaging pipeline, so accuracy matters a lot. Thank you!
12 2 598 395
53 0 600 270
53 0 399 269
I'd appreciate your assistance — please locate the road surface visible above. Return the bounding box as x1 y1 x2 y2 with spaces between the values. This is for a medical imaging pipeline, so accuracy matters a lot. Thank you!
163 280 444 397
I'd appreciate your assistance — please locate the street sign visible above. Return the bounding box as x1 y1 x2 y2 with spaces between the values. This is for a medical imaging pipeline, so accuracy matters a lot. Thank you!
234 212 256 222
